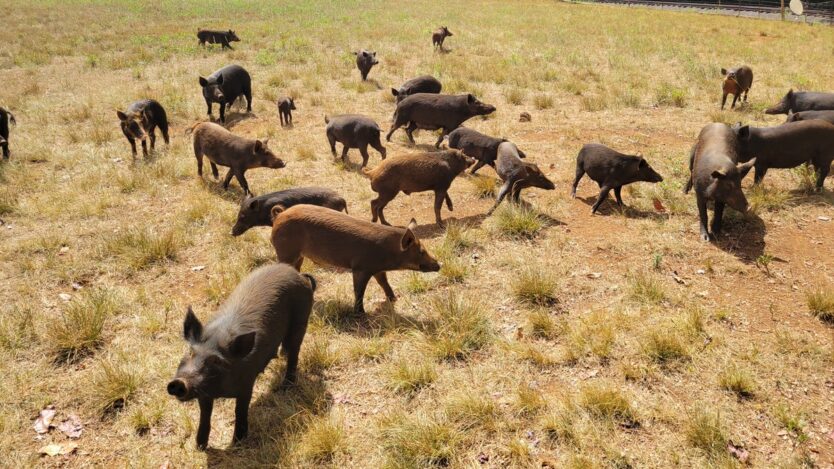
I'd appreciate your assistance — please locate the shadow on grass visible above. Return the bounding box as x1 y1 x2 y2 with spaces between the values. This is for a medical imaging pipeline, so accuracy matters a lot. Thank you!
712 211 766 263
787 188 834 207
312 296 438 338
576 195 668 221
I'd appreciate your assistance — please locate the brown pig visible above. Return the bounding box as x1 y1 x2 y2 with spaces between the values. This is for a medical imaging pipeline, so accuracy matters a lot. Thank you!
189 121 285 195
271 204 440 313
364 150 474 226
720 66 753 110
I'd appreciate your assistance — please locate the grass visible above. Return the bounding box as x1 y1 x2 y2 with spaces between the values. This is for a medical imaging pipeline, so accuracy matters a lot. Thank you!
640 326 690 364
46 287 120 361
443 391 499 431
685 410 728 460
773 404 808 443
717 364 756 399
385 356 436 395
423 293 492 360
806 286 834 323
469 175 497 198
526 310 563 340
298 415 346 463
92 357 141 414
491 204 546 238
378 412 460 468
511 266 558 306
107 227 181 271
627 272 666 305
578 383 638 427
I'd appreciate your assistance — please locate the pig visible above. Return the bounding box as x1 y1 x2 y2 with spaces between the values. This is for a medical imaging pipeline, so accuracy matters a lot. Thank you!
364 149 474 226
765 89 834 115
116 99 169 159
487 142 555 214
720 66 753 110
785 110 834 125
432 26 453 50
325 114 387 167
386 93 496 148
0 107 15 159
733 120 834 191
684 123 756 241
277 97 296 127
271 204 440 314
199 64 252 123
446 127 527 175
353 50 378 81
391 75 443 103
188 121 285 195
231 187 348 236
167 263 316 450
197 29 240 49
571 144 664 214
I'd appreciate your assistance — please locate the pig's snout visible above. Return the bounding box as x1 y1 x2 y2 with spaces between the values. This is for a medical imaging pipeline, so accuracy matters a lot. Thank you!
420 260 441 272
167 379 190 400
230 223 246 237
270 159 286 169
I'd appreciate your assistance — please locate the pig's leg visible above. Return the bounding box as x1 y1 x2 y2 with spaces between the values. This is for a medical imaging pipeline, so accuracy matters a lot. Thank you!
433 191 446 226
374 272 397 302
244 88 252 112
141 139 148 158
434 128 448 149
445 193 453 211
752 165 767 185
721 93 727 110
219 104 226 124
370 137 386 160
487 180 513 215
148 126 156 151
711 201 725 238
591 186 611 214
128 137 138 158
359 145 371 167
404 122 418 145
340 144 350 163
696 194 710 242
469 160 487 174
613 186 624 206
196 397 214 450
211 163 219 180
234 169 251 195
743 89 749 103
279 112 285 126
222 168 234 188
731 94 739 109
327 132 337 157
194 142 204 176
352 271 373 313
232 389 252 444
376 192 396 225
571 166 585 198
814 163 829 191
280 319 308 385
288 112 292 125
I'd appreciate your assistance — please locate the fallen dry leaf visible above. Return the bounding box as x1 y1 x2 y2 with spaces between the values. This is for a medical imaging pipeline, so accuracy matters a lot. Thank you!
587 272 602 279
39 442 78 457
653 198 667 213
58 414 83 439
34 406 56 435
727 440 749 464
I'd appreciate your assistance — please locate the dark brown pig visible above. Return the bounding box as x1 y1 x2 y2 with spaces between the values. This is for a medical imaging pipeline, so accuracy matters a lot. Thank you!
364 149 474 226
487 142 554 214
720 66 753 110
386 93 496 148
765 89 834 115
271 204 440 313
785 110 834 125
189 122 285 195
353 50 378 81
116 99 169 159
684 123 756 241
167 263 316 450
231 187 348 236
197 29 240 49
446 127 526 174
432 26 453 50
733 120 834 191
325 114 386 167
199 65 252 123
571 144 663 214
391 75 442 103
0 107 15 159
277 97 296 126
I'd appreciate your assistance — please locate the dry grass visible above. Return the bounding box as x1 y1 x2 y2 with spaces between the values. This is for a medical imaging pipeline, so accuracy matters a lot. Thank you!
806 285 834 323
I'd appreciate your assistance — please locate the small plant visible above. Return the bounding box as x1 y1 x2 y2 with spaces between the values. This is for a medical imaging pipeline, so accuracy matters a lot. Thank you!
443 392 499 431
0 306 36 351
756 253 774 276
47 288 119 361
301 336 339 375
0 188 17 215
565 310 616 362
296 146 316 161
438 254 468 283
378 412 459 468
386 356 436 395
492 204 546 238
92 357 141 414
655 83 687 107
747 184 792 213
686 410 727 460
424 293 492 360
579 383 638 427
503 87 526 105
298 415 346 463
442 222 475 253
403 272 432 294
512 267 558 306
640 327 689 364
806 286 834 323
108 227 181 270
791 163 818 192
773 404 808 442
470 175 497 198
514 383 547 416
652 253 663 271
627 271 666 305
533 93 554 110
541 402 579 446
346 336 391 362
527 310 562 340
718 364 756 398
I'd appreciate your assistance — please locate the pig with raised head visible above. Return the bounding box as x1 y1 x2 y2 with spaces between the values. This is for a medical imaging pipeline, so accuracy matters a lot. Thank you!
167 263 316 450
386 93 496 148
116 99 169 159
571 144 663 214
325 114 386 167
684 123 756 241
432 26 453 50
271 204 440 314
487 142 554 214
189 121 285 195
364 149 474 226
231 187 348 236
199 64 252 123
720 66 753 110
0 107 15 159
277 97 296 126
733 120 834 191
353 50 378 81
197 29 240 49
446 127 526 175
391 75 442 103
785 110 834 125
765 89 834 115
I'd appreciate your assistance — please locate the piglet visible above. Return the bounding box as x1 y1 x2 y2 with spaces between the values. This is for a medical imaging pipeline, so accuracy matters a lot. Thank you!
277 97 296 127
116 99 169 159
487 142 554 214
325 114 387 167
785 110 834 125
231 187 348 236
720 66 753 110
432 26 453 50
354 50 378 81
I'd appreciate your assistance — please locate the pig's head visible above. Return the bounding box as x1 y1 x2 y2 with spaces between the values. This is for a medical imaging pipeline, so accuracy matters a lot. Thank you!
288 98 296 110
399 219 440 273
465 94 496 117
731 125 756 162
391 88 406 103
445 149 476 174
765 89 793 115
441 26 453 37
116 110 147 141
705 159 756 213
227 30 240 42
167 307 255 401
231 195 260 236
354 50 378 66
199 74 225 104
523 163 556 190
253 138 286 169
632 157 664 184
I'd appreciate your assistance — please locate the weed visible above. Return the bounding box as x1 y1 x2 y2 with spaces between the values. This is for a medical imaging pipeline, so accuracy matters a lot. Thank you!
47 288 119 361
492 204 546 238
579 383 638 427
386 356 436 395
379 412 460 468
92 356 141 414
685 410 727 460
718 364 756 399
298 415 346 463
512 266 558 306
107 227 181 270
424 293 492 360
806 286 834 323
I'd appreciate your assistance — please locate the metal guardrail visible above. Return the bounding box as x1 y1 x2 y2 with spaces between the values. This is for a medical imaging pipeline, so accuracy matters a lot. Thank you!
590 0 834 23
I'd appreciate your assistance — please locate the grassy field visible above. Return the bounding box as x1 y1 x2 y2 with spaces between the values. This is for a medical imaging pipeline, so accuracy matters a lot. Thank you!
1 0 834 467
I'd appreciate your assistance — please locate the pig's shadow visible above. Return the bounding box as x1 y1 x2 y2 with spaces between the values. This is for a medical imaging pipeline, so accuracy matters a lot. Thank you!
575 195 667 221
712 212 766 263
201 177 248 203
363 78 384 90
223 112 257 129
436 47 453 55
787 188 834 208
312 299 439 337
205 373 332 468
409 214 489 239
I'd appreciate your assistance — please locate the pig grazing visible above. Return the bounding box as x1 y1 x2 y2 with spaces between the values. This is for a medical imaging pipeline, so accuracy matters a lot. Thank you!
116 99 169 159
189 121 285 195
231 187 348 236
733 120 834 191
765 89 834 115
446 127 526 175
197 29 240 49
0 107 15 159
432 26 453 50
353 50 378 81
199 64 252 123
720 66 753 110
684 123 756 241
277 97 296 126
391 75 442 103
571 144 663 214
364 149 473 226
167 263 316 450
271 204 440 313
386 93 496 148
325 114 387 167
785 110 834 125
488 142 554 214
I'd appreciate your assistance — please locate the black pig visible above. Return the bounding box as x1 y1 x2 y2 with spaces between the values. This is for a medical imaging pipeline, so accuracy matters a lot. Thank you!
277 97 296 127
354 50 378 81
231 187 348 236
325 114 387 167
197 29 240 49
487 142 554 214
785 110 834 125
391 75 442 103
765 89 834 115
167 264 316 450
0 107 15 159
446 127 526 175
116 99 169 159
386 93 496 148
199 65 252 123
432 26 453 50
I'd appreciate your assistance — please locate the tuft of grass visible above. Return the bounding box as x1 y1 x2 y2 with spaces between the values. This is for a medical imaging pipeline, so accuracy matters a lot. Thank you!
443 391 499 431
541 402 579 446
0 188 17 215
513 341 558 367
298 415 346 463
718 364 756 399
386 356 436 395
578 383 638 427
346 336 391 363
512 266 558 306
296 146 316 161
0 306 36 351
806 286 834 323
504 87 526 105
378 412 460 468
640 326 689 364
301 336 339 375
514 383 547 416
565 310 617 362
655 83 687 107
438 254 468 283
773 404 808 442
748 184 792 213
533 93 554 110
108 227 181 270
469 175 497 198
685 410 727 460
403 272 432 294
424 293 492 360
492 204 546 238
627 271 666 305
47 287 119 361
92 357 141 414
441 222 476 253
791 163 818 192
526 310 562 340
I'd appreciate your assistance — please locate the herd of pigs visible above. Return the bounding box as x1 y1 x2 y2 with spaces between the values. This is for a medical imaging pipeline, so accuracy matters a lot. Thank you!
2 27 834 450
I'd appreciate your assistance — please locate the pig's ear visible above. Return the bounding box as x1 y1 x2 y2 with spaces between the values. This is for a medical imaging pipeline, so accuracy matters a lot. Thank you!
638 158 648 168
467 94 475 104
372 51 377 57
183 306 203 344
737 125 750 139
270 204 286 222
116 110 128 121
711 169 727 180
391 88 399 97
262 137 270 147
720 68 727 76
407 218 418 232
199 76 209 87
737 158 756 178
254 140 264 153
401 224 417 250
216 74 224 85
787 89 793 98
228 331 256 359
